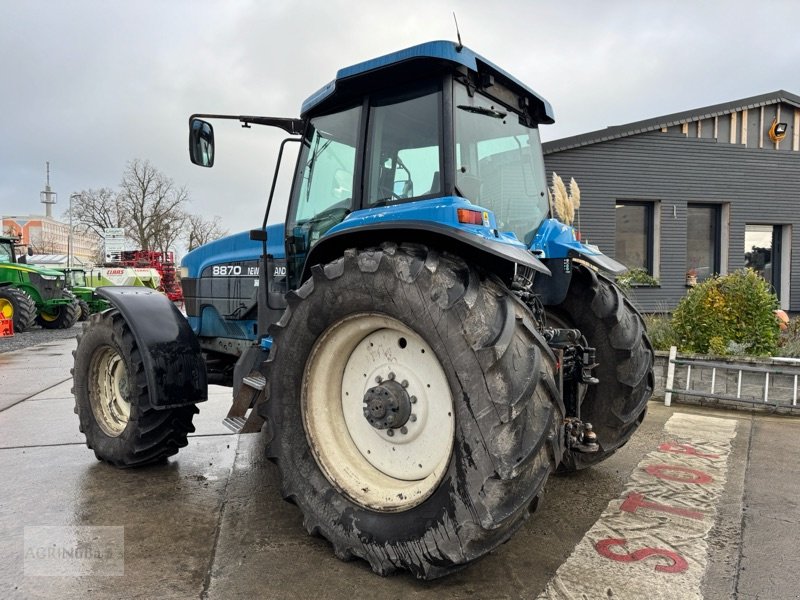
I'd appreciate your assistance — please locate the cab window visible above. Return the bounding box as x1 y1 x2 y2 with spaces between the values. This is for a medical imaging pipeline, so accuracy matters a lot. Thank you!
365 85 442 205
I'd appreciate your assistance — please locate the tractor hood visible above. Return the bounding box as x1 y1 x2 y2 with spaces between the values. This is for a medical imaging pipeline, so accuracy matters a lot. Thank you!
2 261 65 279
181 225 284 279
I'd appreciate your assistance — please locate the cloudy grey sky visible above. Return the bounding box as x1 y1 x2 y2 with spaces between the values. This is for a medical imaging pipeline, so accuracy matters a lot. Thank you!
2 0 798 249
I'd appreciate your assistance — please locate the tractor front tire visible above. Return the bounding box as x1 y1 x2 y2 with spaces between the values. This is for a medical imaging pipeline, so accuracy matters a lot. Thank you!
77 299 90 321
72 309 198 467
0 287 37 333
37 290 80 329
261 243 564 579
552 264 654 471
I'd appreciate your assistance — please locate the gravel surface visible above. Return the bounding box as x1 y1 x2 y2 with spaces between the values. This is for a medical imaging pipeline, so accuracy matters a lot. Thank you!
0 322 82 354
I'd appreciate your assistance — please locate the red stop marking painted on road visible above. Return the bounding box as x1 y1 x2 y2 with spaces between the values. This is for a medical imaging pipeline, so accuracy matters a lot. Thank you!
644 463 713 484
620 491 705 520
659 441 720 459
538 414 737 599
595 538 689 574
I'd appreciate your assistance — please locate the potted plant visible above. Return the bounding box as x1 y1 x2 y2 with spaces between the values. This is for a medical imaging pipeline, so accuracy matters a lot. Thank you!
686 268 698 286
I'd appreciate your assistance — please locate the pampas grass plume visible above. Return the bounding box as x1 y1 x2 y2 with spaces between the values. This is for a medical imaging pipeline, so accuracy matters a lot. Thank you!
569 178 581 211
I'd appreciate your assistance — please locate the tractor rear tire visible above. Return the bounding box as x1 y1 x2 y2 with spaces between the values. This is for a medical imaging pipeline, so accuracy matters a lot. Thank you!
260 243 564 579
77 299 90 321
0 287 37 333
72 309 198 467
551 263 654 472
37 290 80 329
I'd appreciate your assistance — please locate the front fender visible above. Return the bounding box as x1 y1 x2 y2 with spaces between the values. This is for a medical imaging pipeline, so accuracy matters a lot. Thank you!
96 287 207 409
530 219 627 275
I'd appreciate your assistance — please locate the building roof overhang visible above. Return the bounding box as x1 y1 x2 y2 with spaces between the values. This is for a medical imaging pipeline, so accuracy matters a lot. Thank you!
543 90 800 154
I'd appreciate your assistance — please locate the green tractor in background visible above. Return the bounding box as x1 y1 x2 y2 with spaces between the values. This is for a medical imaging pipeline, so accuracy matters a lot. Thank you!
0 235 80 332
57 267 111 321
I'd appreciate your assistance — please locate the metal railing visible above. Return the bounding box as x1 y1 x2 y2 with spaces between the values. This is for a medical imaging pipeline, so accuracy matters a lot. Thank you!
664 346 800 408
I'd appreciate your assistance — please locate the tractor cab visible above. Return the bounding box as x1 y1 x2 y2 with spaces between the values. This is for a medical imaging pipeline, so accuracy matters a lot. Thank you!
61 267 87 288
0 236 23 263
290 43 553 244
189 42 557 296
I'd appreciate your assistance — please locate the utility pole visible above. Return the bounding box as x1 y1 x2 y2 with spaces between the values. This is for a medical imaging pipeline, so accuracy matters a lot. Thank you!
69 193 80 269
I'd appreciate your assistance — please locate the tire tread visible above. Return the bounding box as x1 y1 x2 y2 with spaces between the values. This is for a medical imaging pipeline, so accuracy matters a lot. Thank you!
261 242 564 578
555 264 654 471
73 310 198 468
0 287 37 332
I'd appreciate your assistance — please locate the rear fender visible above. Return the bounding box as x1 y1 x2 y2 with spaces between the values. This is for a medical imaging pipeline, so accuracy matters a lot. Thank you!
96 287 207 408
303 221 550 284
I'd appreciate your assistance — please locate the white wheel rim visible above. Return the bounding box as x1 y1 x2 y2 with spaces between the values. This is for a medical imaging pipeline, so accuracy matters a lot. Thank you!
303 313 455 512
89 346 132 437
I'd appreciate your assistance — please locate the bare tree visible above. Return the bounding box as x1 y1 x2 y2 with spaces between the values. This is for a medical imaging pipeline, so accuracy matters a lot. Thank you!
69 160 205 258
64 187 127 238
151 210 188 256
185 214 228 251
30 229 60 254
118 159 189 252
90 243 106 265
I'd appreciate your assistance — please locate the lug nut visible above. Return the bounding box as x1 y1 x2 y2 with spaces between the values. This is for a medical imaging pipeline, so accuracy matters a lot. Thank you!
409 414 417 422
401 380 408 388
387 429 394 437
375 375 383 383
400 426 408 435
388 372 396 380
410 396 417 404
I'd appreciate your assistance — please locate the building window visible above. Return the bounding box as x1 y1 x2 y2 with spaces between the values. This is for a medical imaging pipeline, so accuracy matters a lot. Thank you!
615 201 654 273
687 204 721 282
744 223 789 306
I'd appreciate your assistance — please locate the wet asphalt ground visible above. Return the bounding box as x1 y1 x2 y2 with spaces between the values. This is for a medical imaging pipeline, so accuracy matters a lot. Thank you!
0 322 82 354
1 335 799 599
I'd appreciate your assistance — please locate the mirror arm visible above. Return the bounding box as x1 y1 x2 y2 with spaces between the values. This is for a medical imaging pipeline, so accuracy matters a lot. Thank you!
190 113 303 135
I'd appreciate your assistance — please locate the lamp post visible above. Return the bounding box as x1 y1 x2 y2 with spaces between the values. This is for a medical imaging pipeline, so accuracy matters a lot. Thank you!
69 193 80 270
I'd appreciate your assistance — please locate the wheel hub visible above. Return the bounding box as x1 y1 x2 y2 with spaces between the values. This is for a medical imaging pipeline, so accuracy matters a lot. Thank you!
0 298 12 319
362 376 411 430
89 346 132 437
302 314 455 511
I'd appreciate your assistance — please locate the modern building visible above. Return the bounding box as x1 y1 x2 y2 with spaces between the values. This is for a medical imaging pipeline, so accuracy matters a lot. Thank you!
543 90 800 312
1 215 101 265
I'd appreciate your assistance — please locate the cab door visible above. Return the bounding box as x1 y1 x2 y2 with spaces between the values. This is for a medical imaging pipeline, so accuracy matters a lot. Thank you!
284 105 362 291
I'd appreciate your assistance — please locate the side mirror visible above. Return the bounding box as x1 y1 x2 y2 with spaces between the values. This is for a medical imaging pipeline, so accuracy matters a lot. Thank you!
189 118 215 167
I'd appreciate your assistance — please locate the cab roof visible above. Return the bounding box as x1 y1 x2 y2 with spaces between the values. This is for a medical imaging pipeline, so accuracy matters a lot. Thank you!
301 40 554 124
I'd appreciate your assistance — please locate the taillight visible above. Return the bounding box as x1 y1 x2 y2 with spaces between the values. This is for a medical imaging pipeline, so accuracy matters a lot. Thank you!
457 209 483 225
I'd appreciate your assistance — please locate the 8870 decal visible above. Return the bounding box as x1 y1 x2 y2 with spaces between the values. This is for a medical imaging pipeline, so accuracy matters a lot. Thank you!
209 264 260 277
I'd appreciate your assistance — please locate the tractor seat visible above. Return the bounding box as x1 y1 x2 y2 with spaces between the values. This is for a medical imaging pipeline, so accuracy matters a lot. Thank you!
427 171 440 195
457 174 482 202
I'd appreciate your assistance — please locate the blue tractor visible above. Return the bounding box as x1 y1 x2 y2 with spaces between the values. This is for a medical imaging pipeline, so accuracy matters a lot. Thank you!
72 41 653 578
